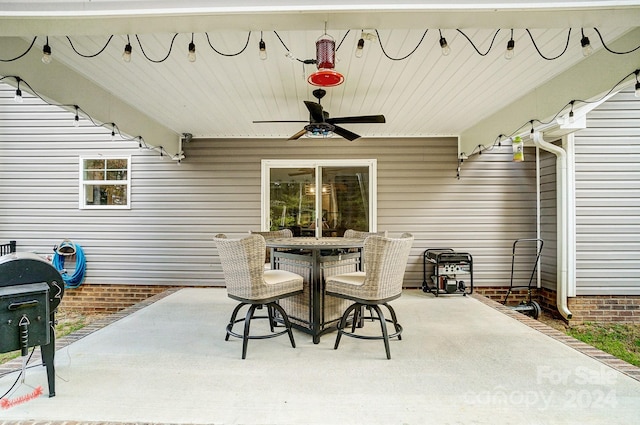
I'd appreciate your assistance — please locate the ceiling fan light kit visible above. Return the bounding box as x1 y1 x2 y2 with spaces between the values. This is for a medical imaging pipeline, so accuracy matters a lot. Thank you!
304 122 335 138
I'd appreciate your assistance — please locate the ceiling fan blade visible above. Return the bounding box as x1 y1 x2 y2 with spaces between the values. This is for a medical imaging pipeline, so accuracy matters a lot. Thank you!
288 129 307 140
327 115 386 124
332 125 361 141
304 101 325 123
253 120 308 123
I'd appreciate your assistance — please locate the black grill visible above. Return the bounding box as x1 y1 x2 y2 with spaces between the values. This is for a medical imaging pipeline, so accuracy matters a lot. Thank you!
0 251 65 397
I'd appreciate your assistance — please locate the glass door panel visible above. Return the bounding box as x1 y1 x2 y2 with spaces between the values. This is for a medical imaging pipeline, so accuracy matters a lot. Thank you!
269 168 316 236
320 166 369 237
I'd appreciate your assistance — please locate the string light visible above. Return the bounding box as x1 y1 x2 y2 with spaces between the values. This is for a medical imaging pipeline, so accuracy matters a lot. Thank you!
122 36 132 62
13 77 22 103
1 74 174 161
41 37 52 64
0 28 634 66
355 31 365 58
635 70 640 98
188 34 196 62
73 105 80 127
580 29 593 57
438 30 451 56
505 29 515 60
568 101 575 123
258 31 267 60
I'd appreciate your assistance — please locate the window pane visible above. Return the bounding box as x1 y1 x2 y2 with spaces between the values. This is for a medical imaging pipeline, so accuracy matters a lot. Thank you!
84 170 105 180
106 170 127 180
322 167 369 236
106 159 128 169
269 168 315 235
84 159 105 170
85 184 128 206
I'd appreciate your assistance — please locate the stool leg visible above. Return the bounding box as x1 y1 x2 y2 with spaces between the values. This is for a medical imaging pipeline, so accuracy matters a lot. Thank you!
226 302 246 341
271 302 296 349
351 305 361 333
267 304 275 332
371 305 391 359
242 304 258 359
335 303 358 350
384 302 402 341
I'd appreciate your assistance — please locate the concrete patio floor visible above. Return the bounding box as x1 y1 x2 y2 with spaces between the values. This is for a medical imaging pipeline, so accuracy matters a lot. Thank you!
1 288 639 425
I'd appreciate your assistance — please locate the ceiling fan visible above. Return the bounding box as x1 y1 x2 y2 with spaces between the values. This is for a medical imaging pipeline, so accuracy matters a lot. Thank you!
253 89 386 141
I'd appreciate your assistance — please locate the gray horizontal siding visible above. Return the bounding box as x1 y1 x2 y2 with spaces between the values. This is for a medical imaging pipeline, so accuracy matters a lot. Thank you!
574 89 640 295
539 149 558 291
0 83 539 288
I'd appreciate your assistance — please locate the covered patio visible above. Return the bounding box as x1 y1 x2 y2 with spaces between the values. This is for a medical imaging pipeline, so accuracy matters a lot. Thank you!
1 288 639 424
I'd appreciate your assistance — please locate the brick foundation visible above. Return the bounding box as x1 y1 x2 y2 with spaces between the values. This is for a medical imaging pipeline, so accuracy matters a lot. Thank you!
567 295 640 324
60 284 640 324
59 283 179 314
474 286 640 324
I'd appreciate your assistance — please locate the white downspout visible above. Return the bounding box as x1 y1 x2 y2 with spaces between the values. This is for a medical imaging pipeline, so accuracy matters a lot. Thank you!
563 134 577 298
532 131 573 320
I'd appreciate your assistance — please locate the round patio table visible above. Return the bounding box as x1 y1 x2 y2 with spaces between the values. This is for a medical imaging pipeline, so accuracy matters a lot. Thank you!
266 237 364 343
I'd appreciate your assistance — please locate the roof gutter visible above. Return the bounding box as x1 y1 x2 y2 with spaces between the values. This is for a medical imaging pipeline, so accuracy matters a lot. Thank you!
532 131 572 320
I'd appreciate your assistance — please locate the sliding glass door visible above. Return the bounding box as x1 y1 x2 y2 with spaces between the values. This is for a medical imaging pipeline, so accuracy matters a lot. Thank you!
262 160 377 237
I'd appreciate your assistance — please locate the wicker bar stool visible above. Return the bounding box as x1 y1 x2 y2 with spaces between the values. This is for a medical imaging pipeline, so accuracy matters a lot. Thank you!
343 229 388 238
249 229 294 268
213 234 303 359
326 233 413 359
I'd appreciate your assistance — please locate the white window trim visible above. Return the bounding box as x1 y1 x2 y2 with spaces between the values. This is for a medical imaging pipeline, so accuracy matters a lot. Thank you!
261 159 377 233
79 155 131 210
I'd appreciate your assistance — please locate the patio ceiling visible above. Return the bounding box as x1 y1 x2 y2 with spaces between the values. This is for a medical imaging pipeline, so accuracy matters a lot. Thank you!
1 1 639 157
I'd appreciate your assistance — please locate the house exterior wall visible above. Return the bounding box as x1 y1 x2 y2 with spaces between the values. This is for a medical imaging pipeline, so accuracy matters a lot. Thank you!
574 88 640 296
540 149 558 291
0 83 539 294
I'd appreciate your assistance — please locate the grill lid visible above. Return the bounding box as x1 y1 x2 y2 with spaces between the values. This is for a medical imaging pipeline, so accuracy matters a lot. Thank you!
0 252 64 309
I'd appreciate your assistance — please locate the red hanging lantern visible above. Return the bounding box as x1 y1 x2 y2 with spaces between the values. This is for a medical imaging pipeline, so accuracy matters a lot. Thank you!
308 34 344 87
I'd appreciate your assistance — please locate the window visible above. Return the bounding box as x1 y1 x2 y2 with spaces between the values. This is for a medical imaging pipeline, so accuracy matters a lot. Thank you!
262 159 377 237
80 156 131 209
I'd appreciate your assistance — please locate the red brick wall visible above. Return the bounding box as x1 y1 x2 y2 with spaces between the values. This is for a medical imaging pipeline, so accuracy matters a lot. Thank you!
474 286 640 323
60 284 178 314
567 295 640 323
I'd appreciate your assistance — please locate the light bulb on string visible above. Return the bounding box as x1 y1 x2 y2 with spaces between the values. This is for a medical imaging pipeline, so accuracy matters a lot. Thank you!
73 106 80 127
188 34 196 62
580 29 593 57
122 36 132 62
635 71 640 98
568 101 575 123
439 30 451 56
42 37 52 64
355 32 365 58
14 78 23 103
258 32 267 60
110 123 116 141
505 30 515 60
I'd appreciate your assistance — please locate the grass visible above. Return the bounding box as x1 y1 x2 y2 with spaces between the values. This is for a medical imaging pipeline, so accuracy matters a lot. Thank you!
0 311 102 365
566 322 640 367
538 312 640 367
